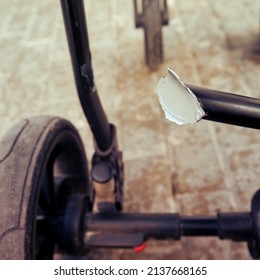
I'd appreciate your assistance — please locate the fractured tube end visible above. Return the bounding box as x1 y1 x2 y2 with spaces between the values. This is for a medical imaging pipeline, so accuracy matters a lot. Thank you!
156 67 205 125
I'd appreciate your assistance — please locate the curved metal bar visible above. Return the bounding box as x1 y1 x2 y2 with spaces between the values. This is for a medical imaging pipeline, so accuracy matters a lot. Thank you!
60 0 111 151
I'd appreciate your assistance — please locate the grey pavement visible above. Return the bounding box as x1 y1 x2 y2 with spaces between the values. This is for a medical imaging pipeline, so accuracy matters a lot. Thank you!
0 0 260 259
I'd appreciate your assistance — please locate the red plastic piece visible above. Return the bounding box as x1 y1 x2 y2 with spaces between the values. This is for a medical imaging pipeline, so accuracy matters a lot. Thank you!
133 242 146 252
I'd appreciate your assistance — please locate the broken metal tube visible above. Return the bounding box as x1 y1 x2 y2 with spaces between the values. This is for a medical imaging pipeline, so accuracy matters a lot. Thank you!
156 68 260 129
156 68 205 125
188 84 260 129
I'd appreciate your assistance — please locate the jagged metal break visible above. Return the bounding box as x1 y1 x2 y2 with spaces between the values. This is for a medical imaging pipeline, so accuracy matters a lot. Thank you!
156 68 205 125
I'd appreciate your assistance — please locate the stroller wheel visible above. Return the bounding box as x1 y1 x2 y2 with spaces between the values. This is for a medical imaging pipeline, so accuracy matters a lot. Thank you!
0 116 92 259
142 0 164 70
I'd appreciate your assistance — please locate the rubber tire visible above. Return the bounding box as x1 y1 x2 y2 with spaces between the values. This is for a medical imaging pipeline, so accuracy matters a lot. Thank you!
0 116 91 259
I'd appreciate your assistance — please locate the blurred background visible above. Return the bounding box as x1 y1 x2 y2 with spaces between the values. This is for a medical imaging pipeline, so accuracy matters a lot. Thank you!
0 0 260 259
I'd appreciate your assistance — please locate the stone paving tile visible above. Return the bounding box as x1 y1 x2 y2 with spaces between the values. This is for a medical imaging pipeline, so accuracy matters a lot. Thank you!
229 242 252 260
176 1 251 94
87 240 185 260
176 190 237 214
123 156 176 213
181 238 251 260
0 37 25 74
229 146 260 211
214 124 260 149
209 0 260 98
166 122 228 195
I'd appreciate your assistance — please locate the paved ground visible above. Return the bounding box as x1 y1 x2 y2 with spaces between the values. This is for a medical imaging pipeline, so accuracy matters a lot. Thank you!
0 0 260 259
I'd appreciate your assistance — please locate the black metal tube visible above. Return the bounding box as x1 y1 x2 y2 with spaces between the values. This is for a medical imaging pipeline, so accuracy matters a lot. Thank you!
188 84 260 129
181 216 218 236
218 212 254 241
85 212 254 242
60 0 111 151
86 213 181 240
